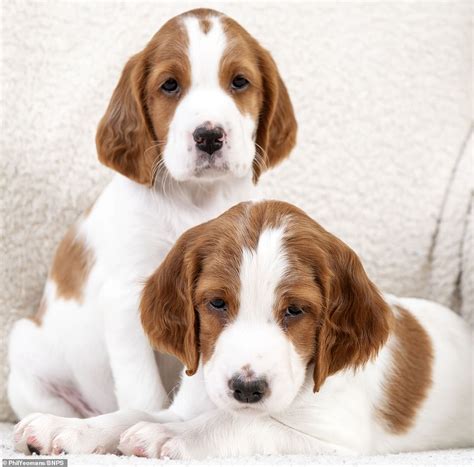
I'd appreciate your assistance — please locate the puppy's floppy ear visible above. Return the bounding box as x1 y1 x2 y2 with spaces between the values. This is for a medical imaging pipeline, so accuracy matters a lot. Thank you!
96 52 156 185
140 225 204 375
313 236 391 392
253 45 297 182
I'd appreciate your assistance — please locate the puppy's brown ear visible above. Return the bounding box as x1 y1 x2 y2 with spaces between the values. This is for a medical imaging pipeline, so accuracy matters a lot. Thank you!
96 52 155 185
140 225 203 375
253 45 297 182
313 237 392 392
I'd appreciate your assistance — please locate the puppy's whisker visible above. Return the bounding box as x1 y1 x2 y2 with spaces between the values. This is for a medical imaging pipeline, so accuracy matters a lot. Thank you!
145 143 166 157
151 159 168 198
254 143 268 172
148 151 166 188
253 150 267 175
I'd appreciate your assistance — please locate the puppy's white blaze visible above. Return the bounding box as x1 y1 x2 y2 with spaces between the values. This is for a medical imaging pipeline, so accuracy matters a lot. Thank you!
184 16 226 89
238 227 288 322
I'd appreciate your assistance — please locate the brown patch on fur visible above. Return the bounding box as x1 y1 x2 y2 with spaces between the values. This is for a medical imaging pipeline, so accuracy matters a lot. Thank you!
96 14 190 185
273 259 322 363
50 226 94 302
310 236 392 392
30 296 47 326
199 18 212 34
377 306 433 434
241 364 255 378
183 8 220 35
219 19 262 121
195 272 240 364
220 18 297 182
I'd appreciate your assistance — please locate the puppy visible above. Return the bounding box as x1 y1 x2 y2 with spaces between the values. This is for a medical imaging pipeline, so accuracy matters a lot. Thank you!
14 201 472 457
8 8 297 422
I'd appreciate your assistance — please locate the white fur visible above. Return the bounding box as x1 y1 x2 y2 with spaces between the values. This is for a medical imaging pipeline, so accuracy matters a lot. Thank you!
239 227 289 321
13 227 472 458
8 11 259 421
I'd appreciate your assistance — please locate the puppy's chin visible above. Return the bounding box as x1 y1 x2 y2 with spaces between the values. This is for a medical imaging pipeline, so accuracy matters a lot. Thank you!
193 165 231 181
210 394 269 416
164 163 251 185
163 168 232 185
218 398 296 417
228 405 269 417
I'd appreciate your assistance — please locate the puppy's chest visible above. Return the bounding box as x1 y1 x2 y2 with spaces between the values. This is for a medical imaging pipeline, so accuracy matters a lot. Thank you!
148 190 250 245
91 202 230 278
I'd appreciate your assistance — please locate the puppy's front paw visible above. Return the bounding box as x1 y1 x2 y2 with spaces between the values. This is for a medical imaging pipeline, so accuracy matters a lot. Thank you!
14 413 62 455
118 422 185 459
13 413 115 455
159 437 186 459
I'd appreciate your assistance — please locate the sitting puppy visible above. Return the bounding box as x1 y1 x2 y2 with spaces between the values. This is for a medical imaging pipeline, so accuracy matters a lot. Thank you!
14 201 472 458
8 8 296 421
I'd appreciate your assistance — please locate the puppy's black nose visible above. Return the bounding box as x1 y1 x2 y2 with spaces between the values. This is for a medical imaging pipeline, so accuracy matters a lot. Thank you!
193 125 224 155
229 376 268 404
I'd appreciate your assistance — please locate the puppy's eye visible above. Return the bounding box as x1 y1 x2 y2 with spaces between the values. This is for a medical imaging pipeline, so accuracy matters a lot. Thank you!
209 298 227 311
285 306 304 318
161 78 179 94
231 75 249 91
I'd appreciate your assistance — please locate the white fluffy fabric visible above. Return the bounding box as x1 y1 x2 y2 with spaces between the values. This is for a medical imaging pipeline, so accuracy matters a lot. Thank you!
1 0 472 463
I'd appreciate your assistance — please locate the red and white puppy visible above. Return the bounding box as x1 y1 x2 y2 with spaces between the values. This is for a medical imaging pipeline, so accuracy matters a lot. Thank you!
8 8 296 421
14 201 472 457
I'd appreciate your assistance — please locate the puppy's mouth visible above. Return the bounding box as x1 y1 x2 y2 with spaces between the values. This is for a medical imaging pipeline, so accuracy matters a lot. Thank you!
226 402 269 417
222 389 269 414
194 153 230 178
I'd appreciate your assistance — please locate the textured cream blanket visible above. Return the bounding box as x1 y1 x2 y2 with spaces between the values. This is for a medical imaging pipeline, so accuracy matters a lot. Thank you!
1 1 472 451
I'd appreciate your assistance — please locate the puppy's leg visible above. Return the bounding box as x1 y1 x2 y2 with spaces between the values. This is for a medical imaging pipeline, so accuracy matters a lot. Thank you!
8 371 80 421
13 409 152 455
102 282 168 412
119 410 354 459
152 365 216 423
8 319 80 419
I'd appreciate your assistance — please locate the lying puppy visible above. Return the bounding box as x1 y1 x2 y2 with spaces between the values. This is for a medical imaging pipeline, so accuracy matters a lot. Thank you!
8 8 296 421
14 201 472 457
